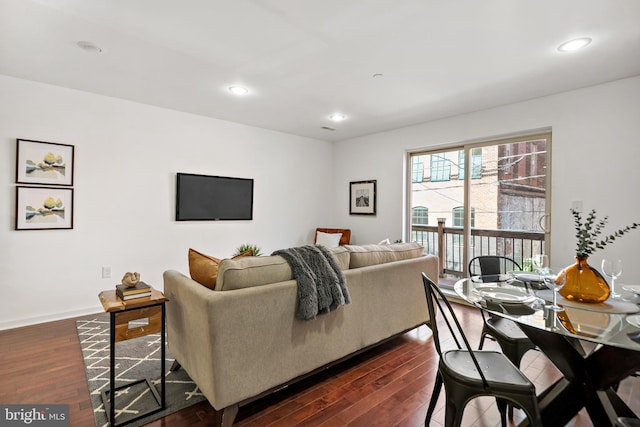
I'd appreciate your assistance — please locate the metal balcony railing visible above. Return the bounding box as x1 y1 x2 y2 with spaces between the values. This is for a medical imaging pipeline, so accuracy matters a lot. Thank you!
411 220 545 277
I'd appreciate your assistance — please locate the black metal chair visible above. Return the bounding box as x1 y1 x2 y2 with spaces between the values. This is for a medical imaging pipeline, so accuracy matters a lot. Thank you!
422 273 542 427
469 256 537 368
617 417 640 427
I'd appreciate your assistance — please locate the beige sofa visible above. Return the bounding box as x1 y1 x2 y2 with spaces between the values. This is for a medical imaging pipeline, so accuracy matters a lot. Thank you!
163 243 438 426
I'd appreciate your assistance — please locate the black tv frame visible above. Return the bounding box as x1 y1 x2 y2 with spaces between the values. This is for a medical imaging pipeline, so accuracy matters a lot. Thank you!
175 173 254 221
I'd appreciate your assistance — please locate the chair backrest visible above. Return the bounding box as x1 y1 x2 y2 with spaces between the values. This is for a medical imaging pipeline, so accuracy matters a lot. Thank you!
314 228 351 246
468 256 521 282
422 273 491 389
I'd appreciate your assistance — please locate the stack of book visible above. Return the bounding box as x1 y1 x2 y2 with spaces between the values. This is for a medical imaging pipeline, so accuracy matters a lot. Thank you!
116 281 152 300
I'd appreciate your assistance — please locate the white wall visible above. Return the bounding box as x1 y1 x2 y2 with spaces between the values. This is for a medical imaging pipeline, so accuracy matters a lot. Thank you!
333 75 640 278
0 75 335 330
4 74 640 329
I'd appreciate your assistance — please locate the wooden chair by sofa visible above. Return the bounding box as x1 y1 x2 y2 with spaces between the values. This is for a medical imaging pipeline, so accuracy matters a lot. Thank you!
314 228 351 246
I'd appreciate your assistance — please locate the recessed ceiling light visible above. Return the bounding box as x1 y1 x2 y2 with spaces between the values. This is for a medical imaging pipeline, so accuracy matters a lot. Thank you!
557 37 592 52
228 86 249 95
329 113 346 122
77 41 102 53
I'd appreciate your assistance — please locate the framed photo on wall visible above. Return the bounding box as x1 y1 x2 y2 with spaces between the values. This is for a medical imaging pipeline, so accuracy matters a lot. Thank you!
15 186 74 230
349 180 376 215
16 139 75 186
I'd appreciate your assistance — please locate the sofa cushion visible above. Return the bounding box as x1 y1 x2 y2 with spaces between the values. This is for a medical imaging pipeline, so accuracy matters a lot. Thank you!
216 255 293 291
327 246 350 271
216 246 351 291
189 248 253 289
345 242 424 269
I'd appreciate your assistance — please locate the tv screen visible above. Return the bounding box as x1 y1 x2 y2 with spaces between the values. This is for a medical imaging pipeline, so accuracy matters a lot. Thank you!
176 173 254 221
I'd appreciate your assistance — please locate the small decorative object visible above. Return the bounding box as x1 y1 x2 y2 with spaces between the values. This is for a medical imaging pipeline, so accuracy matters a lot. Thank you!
15 186 74 230
350 180 376 215
233 244 261 257
121 272 141 288
16 139 75 186
559 209 639 303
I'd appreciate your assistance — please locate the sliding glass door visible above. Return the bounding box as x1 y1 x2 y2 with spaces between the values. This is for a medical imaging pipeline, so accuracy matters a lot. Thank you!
408 132 551 281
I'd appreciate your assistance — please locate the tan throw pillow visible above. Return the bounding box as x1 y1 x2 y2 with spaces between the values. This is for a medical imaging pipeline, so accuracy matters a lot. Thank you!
188 248 221 289
188 248 253 289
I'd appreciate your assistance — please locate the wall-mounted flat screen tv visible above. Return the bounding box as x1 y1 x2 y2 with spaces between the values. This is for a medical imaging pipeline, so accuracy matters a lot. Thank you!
176 173 254 221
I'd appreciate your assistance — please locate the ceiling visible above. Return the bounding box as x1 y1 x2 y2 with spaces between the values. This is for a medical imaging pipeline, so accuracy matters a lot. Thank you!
1 1 640 142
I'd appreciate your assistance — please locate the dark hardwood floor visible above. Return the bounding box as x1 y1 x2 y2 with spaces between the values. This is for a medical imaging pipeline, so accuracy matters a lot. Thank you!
1 303 639 426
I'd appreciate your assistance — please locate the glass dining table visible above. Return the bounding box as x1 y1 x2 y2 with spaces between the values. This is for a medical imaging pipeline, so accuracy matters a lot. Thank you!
455 275 640 427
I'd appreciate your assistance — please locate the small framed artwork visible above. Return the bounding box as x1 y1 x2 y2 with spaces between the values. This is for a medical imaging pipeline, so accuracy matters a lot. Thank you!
15 186 74 230
349 180 376 215
16 139 75 186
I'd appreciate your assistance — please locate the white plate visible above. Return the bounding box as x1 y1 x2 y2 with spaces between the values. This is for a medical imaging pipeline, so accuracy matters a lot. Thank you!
471 274 510 283
622 285 640 295
627 314 640 328
473 286 532 304
510 272 543 282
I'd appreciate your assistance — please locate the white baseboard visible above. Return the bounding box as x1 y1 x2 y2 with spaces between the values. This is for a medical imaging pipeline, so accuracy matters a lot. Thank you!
0 306 102 331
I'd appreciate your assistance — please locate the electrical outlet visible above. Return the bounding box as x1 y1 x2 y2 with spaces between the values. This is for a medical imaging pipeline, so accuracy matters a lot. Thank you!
102 266 111 279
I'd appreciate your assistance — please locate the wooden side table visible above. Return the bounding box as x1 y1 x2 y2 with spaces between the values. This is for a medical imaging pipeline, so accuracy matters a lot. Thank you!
98 287 169 427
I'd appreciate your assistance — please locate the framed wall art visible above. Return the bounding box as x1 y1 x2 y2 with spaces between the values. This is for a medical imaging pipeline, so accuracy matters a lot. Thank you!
16 139 75 186
15 186 74 230
349 180 376 215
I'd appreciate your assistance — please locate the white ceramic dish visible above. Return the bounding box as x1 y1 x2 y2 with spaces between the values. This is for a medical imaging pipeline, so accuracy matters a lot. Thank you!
510 272 543 283
626 314 640 328
471 274 510 283
622 285 640 295
473 286 532 304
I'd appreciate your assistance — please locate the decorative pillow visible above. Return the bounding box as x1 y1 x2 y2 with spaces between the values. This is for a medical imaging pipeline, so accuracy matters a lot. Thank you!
345 242 424 269
316 231 342 248
188 248 252 289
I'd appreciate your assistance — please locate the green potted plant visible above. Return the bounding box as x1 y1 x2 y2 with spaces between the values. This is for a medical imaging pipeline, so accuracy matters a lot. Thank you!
233 244 262 257
560 209 639 303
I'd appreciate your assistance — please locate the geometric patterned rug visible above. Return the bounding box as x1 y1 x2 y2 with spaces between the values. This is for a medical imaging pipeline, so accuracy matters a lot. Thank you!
76 315 206 427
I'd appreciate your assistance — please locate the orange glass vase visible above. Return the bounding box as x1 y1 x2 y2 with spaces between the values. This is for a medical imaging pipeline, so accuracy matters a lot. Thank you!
559 256 610 303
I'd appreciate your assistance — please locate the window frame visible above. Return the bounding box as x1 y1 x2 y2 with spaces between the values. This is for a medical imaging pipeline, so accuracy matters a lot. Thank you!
430 153 451 182
412 206 429 226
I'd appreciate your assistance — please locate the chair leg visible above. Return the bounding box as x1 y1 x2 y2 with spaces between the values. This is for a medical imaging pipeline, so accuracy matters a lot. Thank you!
496 398 508 427
478 331 487 350
444 397 463 427
521 396 543 427
425 372 443 425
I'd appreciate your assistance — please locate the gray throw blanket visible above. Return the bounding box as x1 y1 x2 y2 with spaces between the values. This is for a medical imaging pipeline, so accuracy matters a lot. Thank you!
272 245 351 320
